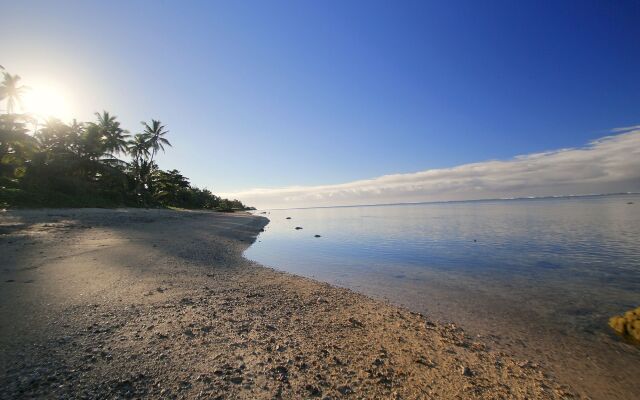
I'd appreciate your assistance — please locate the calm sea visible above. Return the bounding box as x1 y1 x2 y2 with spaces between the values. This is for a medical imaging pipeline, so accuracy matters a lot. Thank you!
246 194 640 354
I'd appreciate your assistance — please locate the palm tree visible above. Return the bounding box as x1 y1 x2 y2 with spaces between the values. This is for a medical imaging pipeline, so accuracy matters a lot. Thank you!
36 117 70 153
68 119 84 140
141 119 171 162
79 123 107 161
0 65 4 100
95 110 116 127
126 133 154 205
93 111 129 155
127 134 150 162
1 72 30 114
0 114 38 178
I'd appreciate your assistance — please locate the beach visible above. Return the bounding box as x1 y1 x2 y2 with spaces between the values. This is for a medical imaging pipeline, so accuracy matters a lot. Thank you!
0 208 575 399
245 197 640 400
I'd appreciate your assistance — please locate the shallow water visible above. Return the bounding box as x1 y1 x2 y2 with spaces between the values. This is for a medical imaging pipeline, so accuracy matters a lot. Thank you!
246 194 640 397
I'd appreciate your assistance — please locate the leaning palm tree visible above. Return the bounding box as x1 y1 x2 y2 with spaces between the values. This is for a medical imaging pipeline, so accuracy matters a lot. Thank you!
1 72 29 114
94 111 129 156
141 119 171 162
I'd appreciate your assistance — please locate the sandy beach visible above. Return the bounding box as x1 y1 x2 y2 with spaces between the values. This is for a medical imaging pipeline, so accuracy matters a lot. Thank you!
0 208 576 399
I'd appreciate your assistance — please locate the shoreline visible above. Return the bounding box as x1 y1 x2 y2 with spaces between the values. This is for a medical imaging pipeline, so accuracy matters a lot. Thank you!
1 208 574 399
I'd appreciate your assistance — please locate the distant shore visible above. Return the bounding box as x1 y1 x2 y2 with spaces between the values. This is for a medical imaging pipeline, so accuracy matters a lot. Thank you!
0 208 573 399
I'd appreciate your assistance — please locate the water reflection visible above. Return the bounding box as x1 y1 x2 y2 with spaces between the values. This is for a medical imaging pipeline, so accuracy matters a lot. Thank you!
246 194 640 338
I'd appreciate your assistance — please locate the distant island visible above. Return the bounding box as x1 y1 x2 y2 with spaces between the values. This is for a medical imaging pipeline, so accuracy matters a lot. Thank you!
0 67 251 211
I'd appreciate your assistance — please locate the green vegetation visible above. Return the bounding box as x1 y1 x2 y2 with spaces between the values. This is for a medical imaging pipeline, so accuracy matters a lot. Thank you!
0 67 250 211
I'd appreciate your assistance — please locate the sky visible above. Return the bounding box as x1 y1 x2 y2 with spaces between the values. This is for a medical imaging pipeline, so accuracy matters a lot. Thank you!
227 126 640 208
1 1 639 208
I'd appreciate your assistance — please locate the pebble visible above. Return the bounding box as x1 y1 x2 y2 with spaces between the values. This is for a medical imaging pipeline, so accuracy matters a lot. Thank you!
338 385 353 395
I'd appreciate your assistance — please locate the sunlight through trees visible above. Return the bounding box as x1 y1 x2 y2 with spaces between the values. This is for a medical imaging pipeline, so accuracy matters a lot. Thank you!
0 67 249 210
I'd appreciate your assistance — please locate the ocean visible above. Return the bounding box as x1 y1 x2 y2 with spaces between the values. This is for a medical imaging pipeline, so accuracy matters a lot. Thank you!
246 193 640 387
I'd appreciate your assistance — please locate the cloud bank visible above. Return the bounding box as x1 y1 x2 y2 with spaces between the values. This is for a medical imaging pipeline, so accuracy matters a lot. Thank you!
223 128 640 209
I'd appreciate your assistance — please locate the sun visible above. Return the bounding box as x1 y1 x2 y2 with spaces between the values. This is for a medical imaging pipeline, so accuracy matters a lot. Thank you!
21 83 73 121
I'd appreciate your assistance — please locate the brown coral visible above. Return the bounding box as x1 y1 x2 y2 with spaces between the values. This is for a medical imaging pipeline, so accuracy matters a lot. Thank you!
609 306 640 342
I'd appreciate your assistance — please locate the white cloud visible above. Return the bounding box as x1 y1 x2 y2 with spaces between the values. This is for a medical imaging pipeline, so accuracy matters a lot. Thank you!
611 125 640 133
222 128 640 209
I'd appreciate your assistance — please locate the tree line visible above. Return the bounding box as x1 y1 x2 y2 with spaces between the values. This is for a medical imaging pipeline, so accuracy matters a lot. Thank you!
0 66 251 211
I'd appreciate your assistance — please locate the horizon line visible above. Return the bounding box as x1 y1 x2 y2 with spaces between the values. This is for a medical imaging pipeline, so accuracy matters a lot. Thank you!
254 191 639 212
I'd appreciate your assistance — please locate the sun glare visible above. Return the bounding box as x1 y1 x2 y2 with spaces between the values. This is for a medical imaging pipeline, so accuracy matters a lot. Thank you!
22 83 73 121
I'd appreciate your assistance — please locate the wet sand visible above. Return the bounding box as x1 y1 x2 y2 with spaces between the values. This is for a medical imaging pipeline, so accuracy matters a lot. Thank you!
0 208 576 399
332 269 640 400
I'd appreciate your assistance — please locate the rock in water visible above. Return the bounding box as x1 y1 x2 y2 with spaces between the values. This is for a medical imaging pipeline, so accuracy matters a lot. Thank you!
295 227 303 230
314 234 321 238
609 306 640 342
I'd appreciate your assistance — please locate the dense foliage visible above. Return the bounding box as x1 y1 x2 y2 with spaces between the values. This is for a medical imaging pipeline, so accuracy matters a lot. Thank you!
0 67 250 211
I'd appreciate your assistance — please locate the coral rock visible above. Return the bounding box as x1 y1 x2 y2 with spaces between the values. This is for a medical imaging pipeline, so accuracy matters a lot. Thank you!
609 307 640 342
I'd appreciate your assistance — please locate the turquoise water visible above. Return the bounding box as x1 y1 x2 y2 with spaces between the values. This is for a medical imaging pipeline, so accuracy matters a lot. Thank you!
246 194 640 342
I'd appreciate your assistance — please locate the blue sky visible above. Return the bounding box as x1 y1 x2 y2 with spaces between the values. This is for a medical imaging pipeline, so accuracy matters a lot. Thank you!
1 0 639 204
